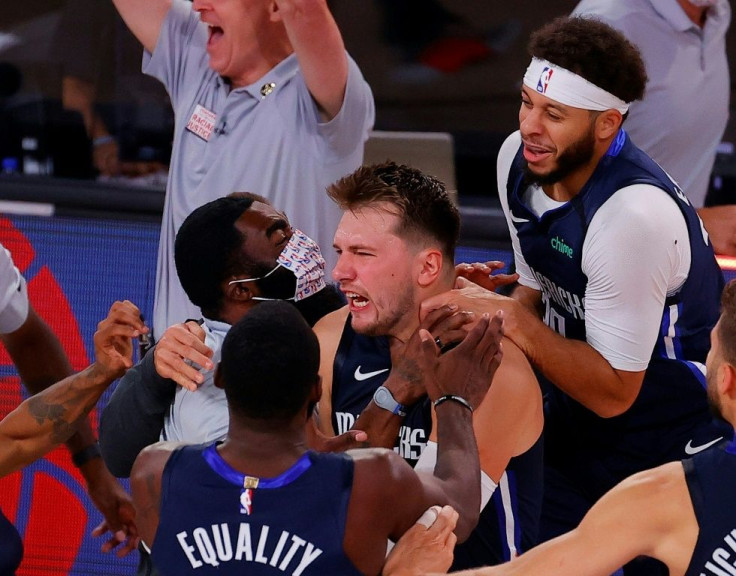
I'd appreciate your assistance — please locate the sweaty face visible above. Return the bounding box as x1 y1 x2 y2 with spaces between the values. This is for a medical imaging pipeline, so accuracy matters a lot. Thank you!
332 205 417 338
519 87 598 187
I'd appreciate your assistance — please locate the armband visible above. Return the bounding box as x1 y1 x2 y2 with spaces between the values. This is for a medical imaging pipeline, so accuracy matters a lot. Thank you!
72 442 102 468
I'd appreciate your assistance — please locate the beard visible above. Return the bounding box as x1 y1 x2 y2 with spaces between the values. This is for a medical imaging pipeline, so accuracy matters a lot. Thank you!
523 125 596 187
352 283 415 338
706 372 725 421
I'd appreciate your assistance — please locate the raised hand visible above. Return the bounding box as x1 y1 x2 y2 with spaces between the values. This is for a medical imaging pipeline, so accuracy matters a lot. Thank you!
419 311 504 409
154 321 214 391
455 261 519 293
94 300 148 379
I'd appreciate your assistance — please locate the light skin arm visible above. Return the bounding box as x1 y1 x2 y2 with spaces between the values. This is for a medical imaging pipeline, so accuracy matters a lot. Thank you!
1 304 141 556
698 205 736 256
422 278 645 418
112 0 171 54
274 0 348 120
0 301 146 477
314 306 349 436
443 462 698 576
438 339 542 482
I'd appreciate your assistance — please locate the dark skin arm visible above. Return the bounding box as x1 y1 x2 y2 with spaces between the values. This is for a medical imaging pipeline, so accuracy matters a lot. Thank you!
0 300 146 477
1 304 141 556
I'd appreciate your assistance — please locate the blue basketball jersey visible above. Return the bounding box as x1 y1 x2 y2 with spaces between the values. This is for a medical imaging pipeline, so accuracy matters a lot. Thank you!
331 315 543 567
331 316 431 465
150 444 361 576
684 436 736 576
505 130 727 486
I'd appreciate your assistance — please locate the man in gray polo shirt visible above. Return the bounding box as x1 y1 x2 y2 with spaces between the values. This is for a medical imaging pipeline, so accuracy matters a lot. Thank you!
110 0 375 338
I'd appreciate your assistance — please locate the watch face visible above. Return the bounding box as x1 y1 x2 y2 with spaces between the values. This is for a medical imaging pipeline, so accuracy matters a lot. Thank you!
375 388 390 405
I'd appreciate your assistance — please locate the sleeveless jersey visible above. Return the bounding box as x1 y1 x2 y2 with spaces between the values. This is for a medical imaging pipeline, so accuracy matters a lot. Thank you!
505 130 726 489
331 316 431 466
151 444 361 576
684 437 736 576
332 315 543 567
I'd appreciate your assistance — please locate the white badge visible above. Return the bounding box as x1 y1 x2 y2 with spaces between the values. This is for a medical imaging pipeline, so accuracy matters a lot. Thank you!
186 104 217 142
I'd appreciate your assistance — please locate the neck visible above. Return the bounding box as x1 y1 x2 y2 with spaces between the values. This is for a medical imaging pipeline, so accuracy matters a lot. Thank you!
218 416 308 477
228 43 293 90
389 273 456 348
678 0 709 27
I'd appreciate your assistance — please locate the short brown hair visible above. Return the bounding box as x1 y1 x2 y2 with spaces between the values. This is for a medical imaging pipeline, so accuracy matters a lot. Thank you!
327 161 460 261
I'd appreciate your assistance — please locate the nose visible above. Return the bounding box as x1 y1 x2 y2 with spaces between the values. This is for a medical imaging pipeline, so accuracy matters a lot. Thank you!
192 0 208 12
332 252 353 284
519 106 542 137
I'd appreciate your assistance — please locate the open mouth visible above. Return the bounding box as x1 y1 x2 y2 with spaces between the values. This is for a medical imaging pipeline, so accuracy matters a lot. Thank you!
207 25 224 48
522 141 553 163
345 291 369 309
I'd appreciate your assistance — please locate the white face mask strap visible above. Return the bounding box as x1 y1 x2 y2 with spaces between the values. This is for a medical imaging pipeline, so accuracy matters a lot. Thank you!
523 57 630 114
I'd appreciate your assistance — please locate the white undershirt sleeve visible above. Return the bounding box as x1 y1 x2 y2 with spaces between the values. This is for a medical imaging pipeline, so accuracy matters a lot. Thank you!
0 245 29 334
496 132 540 291
581 184 691 371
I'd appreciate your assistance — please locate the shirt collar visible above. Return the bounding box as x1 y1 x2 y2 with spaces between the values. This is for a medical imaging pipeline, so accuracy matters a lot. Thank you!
648 0 728 33
228 53 300 100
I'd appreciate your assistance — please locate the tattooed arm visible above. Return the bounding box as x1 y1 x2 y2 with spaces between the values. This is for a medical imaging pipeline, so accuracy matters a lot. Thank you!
0 300 147 478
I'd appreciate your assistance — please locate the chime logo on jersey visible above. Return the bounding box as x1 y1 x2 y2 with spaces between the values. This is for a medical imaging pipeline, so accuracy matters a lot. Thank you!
537 67 554 94
240 489 253 515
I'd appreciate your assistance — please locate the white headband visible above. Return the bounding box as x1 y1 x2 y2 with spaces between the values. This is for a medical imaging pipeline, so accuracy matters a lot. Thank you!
523 57 629 114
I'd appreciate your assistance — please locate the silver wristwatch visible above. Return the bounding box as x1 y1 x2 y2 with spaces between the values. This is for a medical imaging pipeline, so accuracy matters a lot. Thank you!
372 385 407 417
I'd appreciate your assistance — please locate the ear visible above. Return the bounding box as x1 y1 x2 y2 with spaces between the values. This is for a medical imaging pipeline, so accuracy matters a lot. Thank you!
594 109 623 141
311 375 323 404
416 248 444 288
720 363 736 400
214 362 224 389
268 0 282 23
224 280 255 304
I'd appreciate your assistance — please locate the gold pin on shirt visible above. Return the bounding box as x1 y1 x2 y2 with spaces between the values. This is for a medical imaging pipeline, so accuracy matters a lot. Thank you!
260 82 276 98
244 476 259 489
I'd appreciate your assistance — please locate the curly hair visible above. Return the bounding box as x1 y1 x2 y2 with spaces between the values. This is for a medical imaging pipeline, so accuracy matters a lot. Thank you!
528 16 647 104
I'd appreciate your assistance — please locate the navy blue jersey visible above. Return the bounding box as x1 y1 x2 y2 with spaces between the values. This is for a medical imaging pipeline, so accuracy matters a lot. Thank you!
506 130 726 487
0 508 22 575
331 316 432 465
451 435 543 570
151 445 361 576
684 437 736 576
332 315 543 567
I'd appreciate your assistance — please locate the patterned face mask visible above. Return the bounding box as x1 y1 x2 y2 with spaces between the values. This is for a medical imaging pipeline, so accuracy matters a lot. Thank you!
228 229 326 302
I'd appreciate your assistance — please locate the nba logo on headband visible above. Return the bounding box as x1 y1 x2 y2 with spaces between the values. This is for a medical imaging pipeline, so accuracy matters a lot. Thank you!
537 67 554 94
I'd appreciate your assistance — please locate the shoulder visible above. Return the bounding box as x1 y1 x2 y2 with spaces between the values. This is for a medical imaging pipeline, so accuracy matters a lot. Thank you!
313 305 349 341
131 441 185 481
349 447 416 488
497 131 522 170
589 184 687 246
